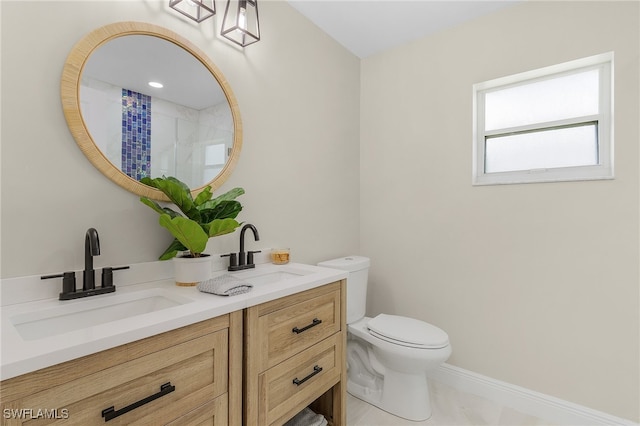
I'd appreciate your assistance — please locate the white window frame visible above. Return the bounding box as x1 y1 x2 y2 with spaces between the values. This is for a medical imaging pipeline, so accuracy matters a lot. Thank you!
473 52 614 185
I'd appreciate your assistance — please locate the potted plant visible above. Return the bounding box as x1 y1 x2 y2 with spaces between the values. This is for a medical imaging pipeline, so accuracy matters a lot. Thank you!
139 176 244 286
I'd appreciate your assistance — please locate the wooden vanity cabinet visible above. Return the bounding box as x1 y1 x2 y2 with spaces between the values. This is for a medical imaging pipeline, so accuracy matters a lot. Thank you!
0 280 347 426
0 312 243 426
243 281 347 426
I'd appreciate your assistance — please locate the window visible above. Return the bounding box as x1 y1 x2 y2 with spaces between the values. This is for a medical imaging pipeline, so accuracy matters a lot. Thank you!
473 52 613 185
202 142 227 182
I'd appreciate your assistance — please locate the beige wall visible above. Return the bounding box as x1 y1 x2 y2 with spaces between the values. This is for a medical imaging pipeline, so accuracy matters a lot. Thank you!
360 1 639 421
0 1 360 278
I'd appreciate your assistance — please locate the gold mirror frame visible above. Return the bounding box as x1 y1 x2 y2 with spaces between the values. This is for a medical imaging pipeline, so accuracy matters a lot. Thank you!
61 21 242 201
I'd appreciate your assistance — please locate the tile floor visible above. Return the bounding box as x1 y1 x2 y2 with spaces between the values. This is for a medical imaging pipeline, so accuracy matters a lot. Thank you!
346 380 554 425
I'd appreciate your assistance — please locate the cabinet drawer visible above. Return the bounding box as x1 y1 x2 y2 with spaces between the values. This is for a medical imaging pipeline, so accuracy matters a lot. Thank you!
165 393 228 426
14 329 228 425
256 283 341 370
258 333 342 426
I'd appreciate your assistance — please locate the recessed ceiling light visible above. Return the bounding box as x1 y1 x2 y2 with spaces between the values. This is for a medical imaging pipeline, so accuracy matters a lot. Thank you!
148 81 163 88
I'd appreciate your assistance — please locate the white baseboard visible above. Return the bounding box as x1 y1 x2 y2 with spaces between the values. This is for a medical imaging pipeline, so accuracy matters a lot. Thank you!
428 363 638 426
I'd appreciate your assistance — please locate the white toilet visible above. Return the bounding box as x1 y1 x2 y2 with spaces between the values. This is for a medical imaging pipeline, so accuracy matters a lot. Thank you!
318 256 451 421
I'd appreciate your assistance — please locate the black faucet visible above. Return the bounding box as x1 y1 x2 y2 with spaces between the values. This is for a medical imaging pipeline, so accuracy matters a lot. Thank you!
223 223 261 271
83 228 100 291
41 228 129 300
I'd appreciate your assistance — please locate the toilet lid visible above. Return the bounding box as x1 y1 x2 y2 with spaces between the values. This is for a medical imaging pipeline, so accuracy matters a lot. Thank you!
367 314 449 349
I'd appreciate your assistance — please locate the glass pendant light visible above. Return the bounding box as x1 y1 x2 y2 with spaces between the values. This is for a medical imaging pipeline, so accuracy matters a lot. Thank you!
169 0 216 23
221 0 260 47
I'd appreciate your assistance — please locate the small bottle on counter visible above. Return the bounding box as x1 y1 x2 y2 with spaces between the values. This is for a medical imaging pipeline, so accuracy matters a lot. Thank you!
271 248 290 265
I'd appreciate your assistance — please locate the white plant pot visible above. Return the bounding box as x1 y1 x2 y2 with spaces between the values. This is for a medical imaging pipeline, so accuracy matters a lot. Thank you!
172 254 212 286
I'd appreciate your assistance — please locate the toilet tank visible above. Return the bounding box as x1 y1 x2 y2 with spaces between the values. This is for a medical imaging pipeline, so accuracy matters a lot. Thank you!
318 256 370 324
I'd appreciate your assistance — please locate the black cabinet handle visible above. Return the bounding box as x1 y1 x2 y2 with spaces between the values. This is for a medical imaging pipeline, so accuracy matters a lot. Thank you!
293 365 323 386
292 318 322 334
101 382 175 422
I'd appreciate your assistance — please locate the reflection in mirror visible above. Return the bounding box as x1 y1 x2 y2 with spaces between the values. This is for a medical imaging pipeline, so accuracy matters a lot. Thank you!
61 22 242 201
81 35 232 189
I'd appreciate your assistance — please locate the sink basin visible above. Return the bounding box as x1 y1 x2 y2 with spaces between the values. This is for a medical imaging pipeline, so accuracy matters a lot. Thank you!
10 289 193 341
244 271 301 285
240 265 313 286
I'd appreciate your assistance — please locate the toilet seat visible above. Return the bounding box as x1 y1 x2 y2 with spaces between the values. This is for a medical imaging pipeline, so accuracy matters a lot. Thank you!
367 314 449 349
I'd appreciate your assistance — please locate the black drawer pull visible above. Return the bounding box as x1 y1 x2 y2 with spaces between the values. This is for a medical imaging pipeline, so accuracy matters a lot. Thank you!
101 382 175 422
293 365 323 386
292 318 322 334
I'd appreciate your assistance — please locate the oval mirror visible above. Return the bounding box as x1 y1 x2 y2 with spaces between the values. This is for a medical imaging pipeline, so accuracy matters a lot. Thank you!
61 22 242 201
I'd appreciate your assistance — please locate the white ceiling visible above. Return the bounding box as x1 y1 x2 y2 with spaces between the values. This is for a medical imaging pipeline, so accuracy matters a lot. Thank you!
286 0 522 58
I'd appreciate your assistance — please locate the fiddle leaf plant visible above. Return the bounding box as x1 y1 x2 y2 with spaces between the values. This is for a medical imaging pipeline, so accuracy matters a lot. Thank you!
140 176 244 260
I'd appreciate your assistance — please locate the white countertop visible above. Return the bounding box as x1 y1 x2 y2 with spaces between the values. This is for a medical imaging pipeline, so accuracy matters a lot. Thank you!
0 262 347 381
